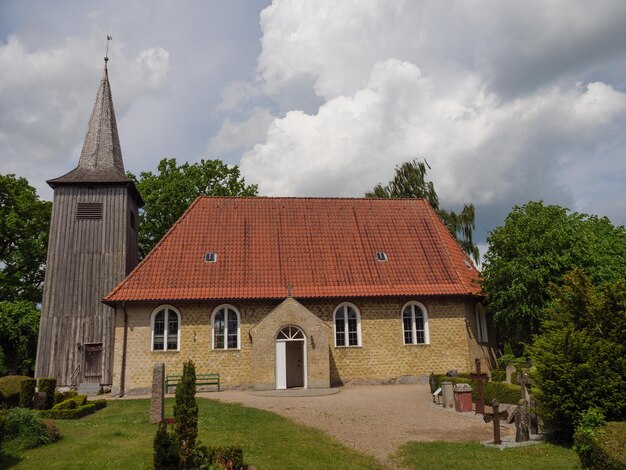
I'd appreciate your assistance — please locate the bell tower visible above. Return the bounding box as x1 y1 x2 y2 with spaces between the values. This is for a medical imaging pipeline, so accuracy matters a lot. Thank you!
35 57 143 386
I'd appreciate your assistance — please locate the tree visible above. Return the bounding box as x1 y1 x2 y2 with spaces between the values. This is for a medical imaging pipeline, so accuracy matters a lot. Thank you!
530 269 626 441
173 360 198 469
481 201 626 350
153 422 180 470
367 159 479 263
0 301 40 375
0 174 51 303
129 158 258 257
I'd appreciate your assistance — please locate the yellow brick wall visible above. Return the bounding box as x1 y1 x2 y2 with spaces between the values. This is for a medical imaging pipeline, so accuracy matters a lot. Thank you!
112 297 495 393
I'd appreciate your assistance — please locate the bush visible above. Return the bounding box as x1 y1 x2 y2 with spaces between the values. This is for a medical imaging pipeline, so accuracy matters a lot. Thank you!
575 421 626 469
37 378 57 410
490 370 506 382
40 403 96 420
53 390 77 406
531 270 626 440
0 375 31 408
154 422 180 470
202 446 244 469
52 394 87 410
1 407 58 452
19 378 36 408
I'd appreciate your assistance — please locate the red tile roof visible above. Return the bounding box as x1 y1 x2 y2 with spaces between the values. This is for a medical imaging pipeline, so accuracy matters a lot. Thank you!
104 197 481 302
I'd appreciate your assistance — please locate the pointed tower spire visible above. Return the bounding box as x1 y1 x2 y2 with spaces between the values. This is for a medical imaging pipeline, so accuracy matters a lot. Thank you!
48 51 131 186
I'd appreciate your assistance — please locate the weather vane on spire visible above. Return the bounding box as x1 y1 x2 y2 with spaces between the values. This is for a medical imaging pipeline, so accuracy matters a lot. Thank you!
104 35 112 65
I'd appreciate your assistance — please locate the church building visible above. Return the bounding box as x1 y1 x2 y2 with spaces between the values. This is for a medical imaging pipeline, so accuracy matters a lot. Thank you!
36 62 496 394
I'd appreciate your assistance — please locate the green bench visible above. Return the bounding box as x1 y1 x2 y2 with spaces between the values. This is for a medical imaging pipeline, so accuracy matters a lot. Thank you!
165 373 220 392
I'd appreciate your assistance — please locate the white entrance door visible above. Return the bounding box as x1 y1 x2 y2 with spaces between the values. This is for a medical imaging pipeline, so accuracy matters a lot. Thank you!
275 341 287 390
275 326 307 390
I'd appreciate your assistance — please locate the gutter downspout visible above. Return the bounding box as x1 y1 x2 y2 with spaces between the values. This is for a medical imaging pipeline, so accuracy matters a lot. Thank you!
120 301 128 397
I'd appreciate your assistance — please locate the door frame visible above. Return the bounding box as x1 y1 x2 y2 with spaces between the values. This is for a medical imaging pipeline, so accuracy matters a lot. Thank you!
275 326 307 390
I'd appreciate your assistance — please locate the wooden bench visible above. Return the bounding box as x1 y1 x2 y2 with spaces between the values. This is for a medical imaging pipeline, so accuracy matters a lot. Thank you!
165 373 220 392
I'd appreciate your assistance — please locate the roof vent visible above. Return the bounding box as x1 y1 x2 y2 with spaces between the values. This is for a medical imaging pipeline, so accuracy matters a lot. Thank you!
463 259 472 269
375 252 388 262
76 202 103 220
204 252 218 263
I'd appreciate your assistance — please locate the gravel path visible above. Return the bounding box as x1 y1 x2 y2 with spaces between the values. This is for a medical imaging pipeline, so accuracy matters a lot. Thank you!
199 384 511 466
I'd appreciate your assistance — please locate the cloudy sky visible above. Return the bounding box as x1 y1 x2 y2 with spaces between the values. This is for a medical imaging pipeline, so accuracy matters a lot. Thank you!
2 1 625 253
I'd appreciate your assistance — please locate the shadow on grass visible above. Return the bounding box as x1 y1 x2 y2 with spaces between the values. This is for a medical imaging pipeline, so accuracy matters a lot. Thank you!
0 452 22 468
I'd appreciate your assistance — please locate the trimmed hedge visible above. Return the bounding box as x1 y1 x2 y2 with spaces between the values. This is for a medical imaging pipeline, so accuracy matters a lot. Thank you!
37 378 57 410
52 394 88 410
575 422 626 469
435 375 522 405
0 375 31 408
40 403 96 420
19 378 37 408
53 390 77 406
92 399 107 410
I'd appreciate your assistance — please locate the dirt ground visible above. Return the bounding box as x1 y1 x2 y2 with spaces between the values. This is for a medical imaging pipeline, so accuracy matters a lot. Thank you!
199 384 511 465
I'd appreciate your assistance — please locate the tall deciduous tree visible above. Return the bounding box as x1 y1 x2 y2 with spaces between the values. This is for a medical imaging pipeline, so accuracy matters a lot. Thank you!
481 201 626 349
0 301 40 375
531 269 626 440
129 158 258 256
367 159 479 263
0 174 51 303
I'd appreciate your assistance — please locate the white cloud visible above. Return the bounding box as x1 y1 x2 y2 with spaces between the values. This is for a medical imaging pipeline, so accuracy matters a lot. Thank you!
231 0 626 240
209 107 274 154
0 33 169 196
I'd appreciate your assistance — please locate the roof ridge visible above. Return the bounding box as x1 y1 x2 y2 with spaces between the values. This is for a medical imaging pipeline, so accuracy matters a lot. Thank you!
103 196 204 302
197 196 428 201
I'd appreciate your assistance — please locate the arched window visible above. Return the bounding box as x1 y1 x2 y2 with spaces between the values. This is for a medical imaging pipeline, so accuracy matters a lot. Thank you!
211 304 241 350
151 306 180 351
475 302 489 343
402 301 429 345
333 302 362 347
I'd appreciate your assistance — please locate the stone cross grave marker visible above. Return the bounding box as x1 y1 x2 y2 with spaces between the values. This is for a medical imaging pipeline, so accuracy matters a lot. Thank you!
150 362 165 424
513 399 530 442
518 371 532 402
483 399 509 445
470 358 489 415
505 363 516 384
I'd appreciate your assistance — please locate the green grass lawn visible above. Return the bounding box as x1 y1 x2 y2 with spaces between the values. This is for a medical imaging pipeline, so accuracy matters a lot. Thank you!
394 441 581 470
3 398 381 470
3 398 583 470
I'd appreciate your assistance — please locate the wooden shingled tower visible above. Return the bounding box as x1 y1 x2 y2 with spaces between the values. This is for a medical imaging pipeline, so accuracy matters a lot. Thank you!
35 58 143 386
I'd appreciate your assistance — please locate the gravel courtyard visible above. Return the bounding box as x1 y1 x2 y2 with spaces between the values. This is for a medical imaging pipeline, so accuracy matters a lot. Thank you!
200 384 510 464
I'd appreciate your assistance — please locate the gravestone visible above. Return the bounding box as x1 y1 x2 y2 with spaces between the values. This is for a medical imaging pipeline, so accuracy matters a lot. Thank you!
513 399 530 442
518 371 532 402
33 391 48 410
470 358 489 415
505 364 516 384
441 381 455 408
150 362 165 424
529 395 539 434
483 399 509 445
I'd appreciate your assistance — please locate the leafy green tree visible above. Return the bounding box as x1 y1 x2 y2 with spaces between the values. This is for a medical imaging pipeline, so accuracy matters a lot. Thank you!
481 201 626 349
531 269 626 441
173 360 198 469
0 301 40 376
129 158 258 257
367 159 479 263
0 174 51 303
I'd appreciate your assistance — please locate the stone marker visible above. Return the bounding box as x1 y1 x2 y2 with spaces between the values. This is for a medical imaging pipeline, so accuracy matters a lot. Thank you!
483 399 509 445
470 358 489 415
518 371 532 402
441 381 455 408
150 362 165 424
513 399 530 442
33 391 48 410
529 395 539 434
505 364 516 384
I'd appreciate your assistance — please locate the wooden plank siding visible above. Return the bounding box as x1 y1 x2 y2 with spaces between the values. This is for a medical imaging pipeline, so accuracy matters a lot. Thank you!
36 185 139 386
